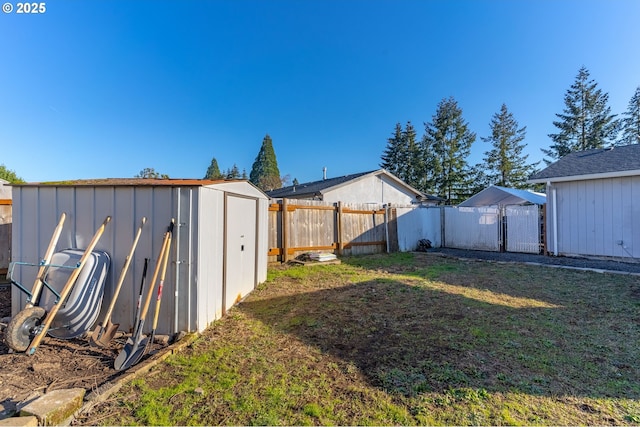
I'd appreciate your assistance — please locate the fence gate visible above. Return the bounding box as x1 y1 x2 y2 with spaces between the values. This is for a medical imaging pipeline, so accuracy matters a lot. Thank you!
505 205 541 254
443 206 500 251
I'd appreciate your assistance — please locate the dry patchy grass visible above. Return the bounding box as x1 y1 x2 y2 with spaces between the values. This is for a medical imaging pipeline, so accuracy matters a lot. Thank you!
77 253 640 426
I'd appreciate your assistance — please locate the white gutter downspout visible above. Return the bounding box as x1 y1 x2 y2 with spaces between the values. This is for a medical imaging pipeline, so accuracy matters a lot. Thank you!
551 183 558 256
174 188 181 335
187 189 193 331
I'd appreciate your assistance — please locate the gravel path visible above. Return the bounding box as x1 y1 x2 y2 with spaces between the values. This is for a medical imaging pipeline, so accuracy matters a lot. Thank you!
429 247 640 275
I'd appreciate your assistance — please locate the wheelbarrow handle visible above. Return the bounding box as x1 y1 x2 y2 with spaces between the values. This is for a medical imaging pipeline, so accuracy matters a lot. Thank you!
27 216 111 355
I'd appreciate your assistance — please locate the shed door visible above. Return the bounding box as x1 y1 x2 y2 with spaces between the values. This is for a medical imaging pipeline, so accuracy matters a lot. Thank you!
224 194 257 312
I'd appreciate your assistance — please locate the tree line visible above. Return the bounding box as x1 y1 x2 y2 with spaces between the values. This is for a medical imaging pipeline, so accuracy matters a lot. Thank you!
3 66 638 200
381 66 640 204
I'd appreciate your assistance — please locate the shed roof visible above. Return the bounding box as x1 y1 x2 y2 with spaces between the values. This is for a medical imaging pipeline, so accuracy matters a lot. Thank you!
12 178 227 187
458 185 546 207
11 178 269 198
529 144 640 183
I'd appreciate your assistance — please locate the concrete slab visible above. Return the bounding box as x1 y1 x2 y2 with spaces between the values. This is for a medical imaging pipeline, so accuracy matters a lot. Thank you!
0 415 38 426
20 388 85 426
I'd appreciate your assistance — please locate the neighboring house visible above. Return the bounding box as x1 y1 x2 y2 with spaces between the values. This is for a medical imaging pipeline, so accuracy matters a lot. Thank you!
458 185 546 208
266 169 441 205
529 144 640 259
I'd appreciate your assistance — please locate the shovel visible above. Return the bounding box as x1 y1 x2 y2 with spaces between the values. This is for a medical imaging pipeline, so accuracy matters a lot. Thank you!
114 220 174 371
146 220 174 355
89 217 146 347
27 216 111 356
133 258 149 331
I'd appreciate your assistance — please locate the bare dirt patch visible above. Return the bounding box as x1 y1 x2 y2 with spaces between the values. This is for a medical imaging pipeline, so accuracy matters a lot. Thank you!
0 284 146 418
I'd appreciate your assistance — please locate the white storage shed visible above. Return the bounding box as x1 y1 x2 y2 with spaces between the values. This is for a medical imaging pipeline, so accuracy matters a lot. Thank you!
10 178 269 335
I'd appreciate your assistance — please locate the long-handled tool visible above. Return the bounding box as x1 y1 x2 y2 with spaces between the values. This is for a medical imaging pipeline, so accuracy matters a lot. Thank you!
114 220 173 371
146 220 174 355
132 258 149 328
4 213 66 352
90 217 146 347
26 216 111 356
25 213 67 309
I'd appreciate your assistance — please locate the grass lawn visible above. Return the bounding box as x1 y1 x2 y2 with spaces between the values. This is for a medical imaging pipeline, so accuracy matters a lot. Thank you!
81 252 640 425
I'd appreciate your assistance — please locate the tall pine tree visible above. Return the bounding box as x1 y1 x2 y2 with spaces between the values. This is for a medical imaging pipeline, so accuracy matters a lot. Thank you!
620 86 640 145
380 123 405 177
402 122 423 189
250 134 282 191
481 104 537 188
543 66 619 162
380 122 423 189
422 97 476 204
204 157 223 179
225 164 241 179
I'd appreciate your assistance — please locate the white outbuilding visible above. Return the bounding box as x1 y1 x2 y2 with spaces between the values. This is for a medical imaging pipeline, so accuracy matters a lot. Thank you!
10 178 269 336
529 144 640 259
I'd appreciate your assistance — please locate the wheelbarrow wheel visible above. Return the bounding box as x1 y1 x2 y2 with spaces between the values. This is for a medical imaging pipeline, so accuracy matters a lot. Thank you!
5 306 46 352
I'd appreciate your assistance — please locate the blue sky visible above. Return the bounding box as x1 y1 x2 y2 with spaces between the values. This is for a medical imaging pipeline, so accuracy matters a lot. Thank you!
1 0 639 185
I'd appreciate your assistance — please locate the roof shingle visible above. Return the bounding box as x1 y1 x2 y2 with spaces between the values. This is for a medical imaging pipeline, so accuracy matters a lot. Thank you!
529 144 640 182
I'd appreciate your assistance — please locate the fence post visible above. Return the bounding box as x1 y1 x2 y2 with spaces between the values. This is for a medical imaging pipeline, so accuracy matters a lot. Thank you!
282 198 289 262
336 201 343 256
440 206 445 248
384 204 389 253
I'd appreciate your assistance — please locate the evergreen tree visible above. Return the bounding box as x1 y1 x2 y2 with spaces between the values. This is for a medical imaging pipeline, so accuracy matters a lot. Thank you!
465 164 490 197
543 66 619 162
250 134 282 191
225 164 241 179
421 97 476 204
402 122 423 189
380 123 405 177
204 157 223 179
241 168 248 179
481 104 537 188
0 164 25 183
380 122 422 189
620 86 640 145
135 167 169 179
293 178 299 186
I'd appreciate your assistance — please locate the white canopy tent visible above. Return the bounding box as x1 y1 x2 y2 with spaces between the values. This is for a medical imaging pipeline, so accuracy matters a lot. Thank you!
459 185 546 207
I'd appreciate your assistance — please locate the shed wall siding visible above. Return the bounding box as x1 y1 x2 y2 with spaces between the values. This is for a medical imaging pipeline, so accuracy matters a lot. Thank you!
11 186 192 335
322 175 415 205
551 176 640 258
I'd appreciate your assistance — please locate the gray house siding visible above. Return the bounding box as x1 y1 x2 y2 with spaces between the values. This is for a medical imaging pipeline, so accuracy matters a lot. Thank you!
548 176 640 259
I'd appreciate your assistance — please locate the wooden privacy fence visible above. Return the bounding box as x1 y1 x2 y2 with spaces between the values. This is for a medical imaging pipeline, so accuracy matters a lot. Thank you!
268 199 390 262
0 198 11 274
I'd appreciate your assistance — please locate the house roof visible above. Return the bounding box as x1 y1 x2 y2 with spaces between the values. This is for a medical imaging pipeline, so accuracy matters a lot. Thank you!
458 185 546 207
265 169 439 201
529 144 640 183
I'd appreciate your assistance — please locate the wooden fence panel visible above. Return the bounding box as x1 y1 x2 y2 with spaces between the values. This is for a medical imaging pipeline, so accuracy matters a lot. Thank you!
0 200 11 273
341 203 386 256
268 199 390 262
